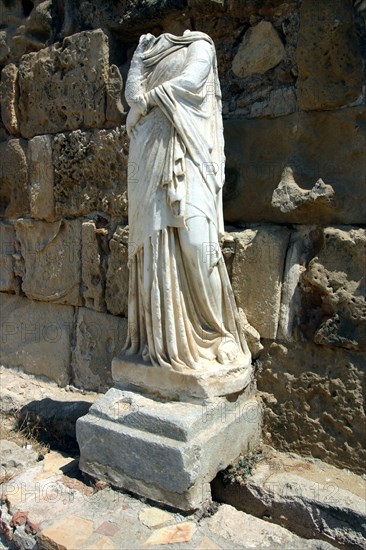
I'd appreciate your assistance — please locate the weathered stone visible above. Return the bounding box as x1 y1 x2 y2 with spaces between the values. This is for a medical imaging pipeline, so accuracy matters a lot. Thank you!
0 293 73 386
223 107 366 225
143 522 196 546
53 128 128 218
71 308 127 392
81 221 107 312
232 21 285 78
230 226 290 340
0 222 17 293
18 30 109 138
105 226 129 316
106 65 125 126
77 388 262 511
257 341 366 475
301 227 366 351
213 449 366 549
139 507 174 528
238 308 263 359
272 167 335 213
15 219 82 306
28 135 55 221
112 355 252 400
277 227 310 342
0 139 29 219
37 515 94 550
0 440 38 479
236 87 297 119
0 64 19 135
296 0 363 110
203 504 334 549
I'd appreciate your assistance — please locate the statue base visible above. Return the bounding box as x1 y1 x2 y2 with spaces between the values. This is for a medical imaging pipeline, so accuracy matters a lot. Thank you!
76 381 262 511
111 353 252 401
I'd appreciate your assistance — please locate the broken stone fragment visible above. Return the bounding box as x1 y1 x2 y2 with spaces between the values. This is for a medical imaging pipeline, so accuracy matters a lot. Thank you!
272 167 335 213
232 21 285 78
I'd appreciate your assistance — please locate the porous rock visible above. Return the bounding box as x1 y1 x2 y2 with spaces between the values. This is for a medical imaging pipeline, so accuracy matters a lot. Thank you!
53 128 128 219
257 341 366 475
301 227 366 351
296 0 363 110
17 30 120 138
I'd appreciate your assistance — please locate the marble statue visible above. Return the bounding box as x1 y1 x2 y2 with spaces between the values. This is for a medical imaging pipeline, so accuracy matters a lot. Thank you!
123 30 251 372
77 31 259 512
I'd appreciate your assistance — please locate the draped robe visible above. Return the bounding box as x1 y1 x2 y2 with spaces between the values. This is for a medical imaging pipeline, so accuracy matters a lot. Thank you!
123 32 251 372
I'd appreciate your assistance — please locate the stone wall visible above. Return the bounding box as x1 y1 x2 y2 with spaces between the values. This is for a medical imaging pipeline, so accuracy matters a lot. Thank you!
0 0 365 474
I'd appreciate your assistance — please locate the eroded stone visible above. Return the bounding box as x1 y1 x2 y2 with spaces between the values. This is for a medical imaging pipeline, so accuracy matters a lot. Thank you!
0 139 29 219
0 222 17 293
15 219 82 306
53 128 128 218
28 135 55 221
230 226 290 340
71 308 127 392
232 21 285 78
0 64 19 135
0 293 73 386
296 0 363 110
105 225 129 316
18 30 110 138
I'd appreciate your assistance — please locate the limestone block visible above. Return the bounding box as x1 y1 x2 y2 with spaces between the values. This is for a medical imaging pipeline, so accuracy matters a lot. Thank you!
296 0 363 110
257 341 366 475
231 226 290 340
81 220 107 312
28 135 55 221
53 128 128 218
0 64 19 135
223 107 366 225
71 308 128 391
0 222 17 293
301 227 366 351
105 225 129 316
15 219 82 306
0 139 29 219
232 21 285 78
0 293 73 386
18 30 110 138
77 388 262 510
212 449 366 549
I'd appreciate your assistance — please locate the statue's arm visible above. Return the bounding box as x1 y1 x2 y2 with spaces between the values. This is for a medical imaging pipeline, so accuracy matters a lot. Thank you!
125 34 154 106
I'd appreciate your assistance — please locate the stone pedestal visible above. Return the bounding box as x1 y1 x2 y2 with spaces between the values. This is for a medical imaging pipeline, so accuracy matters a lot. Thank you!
76 357 262 511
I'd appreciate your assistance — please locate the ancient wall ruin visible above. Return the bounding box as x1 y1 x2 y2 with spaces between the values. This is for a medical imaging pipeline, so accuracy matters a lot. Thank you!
0 0 365 474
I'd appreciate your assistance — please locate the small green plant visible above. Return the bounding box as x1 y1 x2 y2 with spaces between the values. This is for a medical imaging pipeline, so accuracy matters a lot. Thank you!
222 447 265 486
